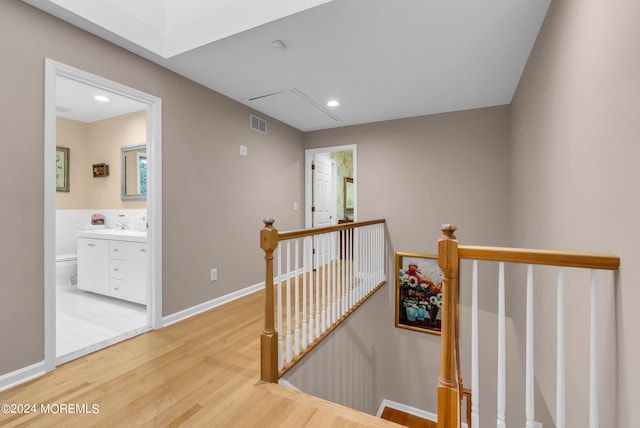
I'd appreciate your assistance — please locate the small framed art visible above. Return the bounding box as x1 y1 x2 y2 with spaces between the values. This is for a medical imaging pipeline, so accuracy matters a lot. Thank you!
93 163 109 177
395 252 443 335
56 146 70 192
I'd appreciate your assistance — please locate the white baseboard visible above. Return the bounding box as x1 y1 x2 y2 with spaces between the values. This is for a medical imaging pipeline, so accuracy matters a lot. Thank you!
162 281 265 327
0 361 46 393
277 378 301 392
162 269 306 327
377 399 468 428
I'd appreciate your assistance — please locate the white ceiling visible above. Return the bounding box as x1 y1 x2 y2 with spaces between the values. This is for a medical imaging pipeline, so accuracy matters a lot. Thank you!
56 76 147 123
26 0 551 131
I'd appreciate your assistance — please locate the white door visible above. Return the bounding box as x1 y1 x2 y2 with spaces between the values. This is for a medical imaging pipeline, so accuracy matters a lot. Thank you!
313 155 335 267
313 155 334 228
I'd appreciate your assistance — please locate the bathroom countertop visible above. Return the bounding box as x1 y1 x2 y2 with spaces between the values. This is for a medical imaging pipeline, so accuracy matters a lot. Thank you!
76 229 147 243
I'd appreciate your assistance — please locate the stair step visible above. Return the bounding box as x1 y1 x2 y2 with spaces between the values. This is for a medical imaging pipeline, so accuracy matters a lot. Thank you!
380 406 437 428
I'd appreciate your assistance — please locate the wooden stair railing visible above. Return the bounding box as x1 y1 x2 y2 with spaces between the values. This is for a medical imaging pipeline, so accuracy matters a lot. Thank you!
260 218 387 383
437 225 462 428
437 224 619 428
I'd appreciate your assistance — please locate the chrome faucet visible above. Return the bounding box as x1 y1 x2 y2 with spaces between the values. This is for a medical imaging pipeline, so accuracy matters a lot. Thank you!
116 215 129 230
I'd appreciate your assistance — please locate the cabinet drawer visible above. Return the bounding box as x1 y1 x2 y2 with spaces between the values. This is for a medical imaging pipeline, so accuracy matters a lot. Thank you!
109 259 126 280
109 240 127 260
110 278 126 299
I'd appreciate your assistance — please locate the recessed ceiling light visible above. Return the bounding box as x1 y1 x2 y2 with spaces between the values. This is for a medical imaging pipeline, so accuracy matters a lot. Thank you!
326 100 340 107
94 95 110 102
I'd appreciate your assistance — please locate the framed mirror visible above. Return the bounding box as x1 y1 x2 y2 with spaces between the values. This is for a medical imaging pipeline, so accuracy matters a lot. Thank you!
344 177 354 216
121 144 147 201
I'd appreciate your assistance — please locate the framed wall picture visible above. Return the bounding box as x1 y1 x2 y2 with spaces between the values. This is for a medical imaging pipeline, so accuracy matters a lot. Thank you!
395 252 443 335
93 163 109 177
56 146 70 192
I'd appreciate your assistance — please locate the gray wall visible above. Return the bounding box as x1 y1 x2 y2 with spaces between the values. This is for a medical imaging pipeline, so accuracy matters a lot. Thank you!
510 0 640 426
0 0 304 376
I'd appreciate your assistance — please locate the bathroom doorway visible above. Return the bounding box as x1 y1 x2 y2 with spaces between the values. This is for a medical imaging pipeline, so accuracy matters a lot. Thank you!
44 60 163 371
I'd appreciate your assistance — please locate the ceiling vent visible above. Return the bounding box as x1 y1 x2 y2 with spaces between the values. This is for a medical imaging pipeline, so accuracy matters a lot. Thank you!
250 114 267 134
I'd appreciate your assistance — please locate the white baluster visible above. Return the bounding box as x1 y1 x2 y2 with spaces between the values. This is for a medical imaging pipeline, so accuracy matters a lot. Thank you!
526 264 535 428
350 228 355 307
497 261 506 428
351 228 356 303
332 231 337 324
472 260 479 428
294 240 300 356
590 269 599 428
367 226 372 293
285 241 292 363
365 226 370 293
314 240 320 339
276 245 283 370
353 228 359 302
340 229 345 317
321 234 327 333
378 224 384 284
302 237 308 349
556 268 565 428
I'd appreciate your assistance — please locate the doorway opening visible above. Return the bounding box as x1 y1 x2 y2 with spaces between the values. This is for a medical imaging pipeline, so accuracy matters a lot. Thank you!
305 144 357 228
44 59 163 371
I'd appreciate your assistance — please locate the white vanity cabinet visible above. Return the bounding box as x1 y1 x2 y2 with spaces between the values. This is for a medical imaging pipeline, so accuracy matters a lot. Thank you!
77 230 148 305
77 238 109 295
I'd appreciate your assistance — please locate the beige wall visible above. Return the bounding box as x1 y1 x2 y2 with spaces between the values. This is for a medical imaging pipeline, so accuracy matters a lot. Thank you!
0 0 304 376
510 0 639 426
55 118 89 207
56 111 146 210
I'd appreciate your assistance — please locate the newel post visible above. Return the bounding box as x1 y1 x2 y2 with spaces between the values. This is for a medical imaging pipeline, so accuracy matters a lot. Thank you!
260 218 279 382
438 224 461 428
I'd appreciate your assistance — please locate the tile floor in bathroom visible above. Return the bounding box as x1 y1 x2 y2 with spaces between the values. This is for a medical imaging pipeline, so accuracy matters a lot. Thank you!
56 286 147 363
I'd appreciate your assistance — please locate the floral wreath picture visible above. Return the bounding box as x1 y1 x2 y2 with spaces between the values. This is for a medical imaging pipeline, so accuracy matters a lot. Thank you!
395 252 443 335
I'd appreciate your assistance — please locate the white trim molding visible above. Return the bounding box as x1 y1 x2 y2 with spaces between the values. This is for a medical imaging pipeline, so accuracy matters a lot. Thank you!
0 362 46 393
162 282 265 327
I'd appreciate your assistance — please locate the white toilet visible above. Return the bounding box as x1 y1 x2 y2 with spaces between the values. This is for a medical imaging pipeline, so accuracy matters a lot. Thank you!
56 254 77 289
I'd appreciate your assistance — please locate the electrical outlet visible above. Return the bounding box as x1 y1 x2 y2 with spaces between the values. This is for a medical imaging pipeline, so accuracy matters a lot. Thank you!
240 145 248 156
210 268 218 282
533 422 543 428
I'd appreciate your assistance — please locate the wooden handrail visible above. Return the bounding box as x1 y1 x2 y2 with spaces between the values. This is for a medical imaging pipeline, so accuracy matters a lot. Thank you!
277 219 385 241
459 245 619 270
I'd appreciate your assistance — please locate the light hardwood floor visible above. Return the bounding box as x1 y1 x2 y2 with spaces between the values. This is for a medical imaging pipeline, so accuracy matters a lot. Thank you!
0 290 402 427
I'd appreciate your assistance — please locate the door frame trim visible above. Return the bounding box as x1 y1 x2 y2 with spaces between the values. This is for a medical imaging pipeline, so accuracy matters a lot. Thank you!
304 144 357 228
44 59 163 372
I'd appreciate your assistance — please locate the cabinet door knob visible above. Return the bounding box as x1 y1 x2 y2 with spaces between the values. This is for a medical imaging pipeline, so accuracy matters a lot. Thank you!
87 243 95 247
140 249 147 253
113 268 119 272
113 249 119 252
